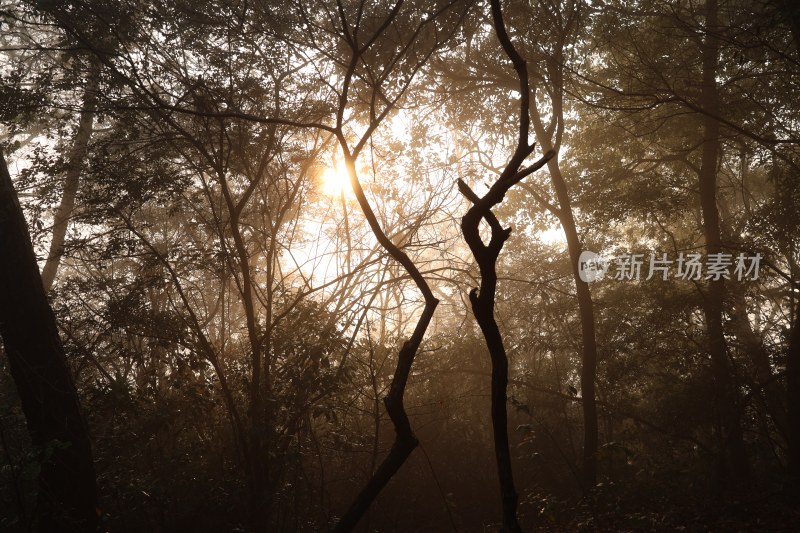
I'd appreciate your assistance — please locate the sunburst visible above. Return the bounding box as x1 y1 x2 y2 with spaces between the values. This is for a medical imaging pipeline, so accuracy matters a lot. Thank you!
320 160 352 198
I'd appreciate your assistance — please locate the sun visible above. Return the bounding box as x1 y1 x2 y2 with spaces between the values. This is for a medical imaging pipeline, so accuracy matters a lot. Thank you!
320 160 352 198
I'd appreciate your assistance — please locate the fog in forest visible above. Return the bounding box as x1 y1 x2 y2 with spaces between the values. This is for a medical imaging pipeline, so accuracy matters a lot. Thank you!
1 0 799 531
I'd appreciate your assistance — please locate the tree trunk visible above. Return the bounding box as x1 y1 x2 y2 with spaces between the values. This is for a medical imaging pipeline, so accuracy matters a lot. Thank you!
787 299 800 484
459 192 523 533
529 100 600 491
458 150 553 533
468 282 523 533
568 227 599 490
455 4 554 528
698 0 750 487
778 0 800 52
332 151 439 532
729 285 787 439
0 148 98 531
40 69 98 292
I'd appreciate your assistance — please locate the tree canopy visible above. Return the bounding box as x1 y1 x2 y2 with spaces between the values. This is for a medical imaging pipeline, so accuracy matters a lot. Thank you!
1 0 798 530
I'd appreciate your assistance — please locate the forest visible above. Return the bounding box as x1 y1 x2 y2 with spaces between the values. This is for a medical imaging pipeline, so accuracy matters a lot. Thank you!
0 0 798 531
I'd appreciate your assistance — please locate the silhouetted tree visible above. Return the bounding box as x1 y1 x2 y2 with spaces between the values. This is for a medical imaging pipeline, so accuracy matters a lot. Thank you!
0 147 97 532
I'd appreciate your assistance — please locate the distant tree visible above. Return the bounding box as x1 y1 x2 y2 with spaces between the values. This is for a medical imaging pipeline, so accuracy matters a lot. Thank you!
578 0 800 488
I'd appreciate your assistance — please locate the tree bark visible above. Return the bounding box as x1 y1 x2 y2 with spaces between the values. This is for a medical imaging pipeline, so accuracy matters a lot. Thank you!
560 188 599 492
777 0 800 52
468 282 522 533
515 0 599 490
0 147 98 531
698 0 750 487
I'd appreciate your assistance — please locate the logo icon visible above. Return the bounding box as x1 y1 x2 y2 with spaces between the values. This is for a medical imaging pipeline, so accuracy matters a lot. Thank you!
579 250 609 283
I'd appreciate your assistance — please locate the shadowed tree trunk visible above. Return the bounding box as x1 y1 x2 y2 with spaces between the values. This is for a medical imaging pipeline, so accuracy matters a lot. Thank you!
787 298 800 485
698 0 750 487
460 146 552 532
728 285 788 440
529 109 599 491
777 0 800 51
331 149 439 532
329 0 456 526
0 148 98 532
458 4 554 530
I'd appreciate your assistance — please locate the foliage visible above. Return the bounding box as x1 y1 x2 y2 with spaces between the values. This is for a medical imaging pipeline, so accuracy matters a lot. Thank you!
0 0 798 530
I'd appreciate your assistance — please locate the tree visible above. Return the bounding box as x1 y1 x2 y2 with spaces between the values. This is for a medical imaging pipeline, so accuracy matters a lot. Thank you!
576 0 800 488
457 1 553 529
696 0 750 485
0 147 97 532
31 1 467 530
511 0 600 490
39 61 99 292
438 0 601 491
3 0 800 529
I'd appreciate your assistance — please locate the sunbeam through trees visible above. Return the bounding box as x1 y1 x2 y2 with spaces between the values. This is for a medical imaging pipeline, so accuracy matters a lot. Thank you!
1 0 799 531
